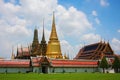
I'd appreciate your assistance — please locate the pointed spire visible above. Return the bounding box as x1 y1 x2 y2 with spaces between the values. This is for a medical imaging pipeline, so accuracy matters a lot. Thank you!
40 19 47 56
21 44 23 55
16 45 19 56
29 43 32 54
33 26 39 43
100 36 102 43
41 19 46 42
46 12 62 59
11 46 15 59
12 46 14 55
49 12 58 40
27 43 31 54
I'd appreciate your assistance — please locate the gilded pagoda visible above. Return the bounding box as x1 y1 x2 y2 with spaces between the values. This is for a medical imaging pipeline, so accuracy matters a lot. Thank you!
46 12 63 58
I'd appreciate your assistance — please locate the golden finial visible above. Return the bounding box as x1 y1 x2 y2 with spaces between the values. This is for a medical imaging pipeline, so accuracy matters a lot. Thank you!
49 11 58 40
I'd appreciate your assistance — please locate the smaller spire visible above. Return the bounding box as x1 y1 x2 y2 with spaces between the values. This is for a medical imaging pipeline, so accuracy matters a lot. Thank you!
27 43 30 54
11 46 15 60
12 46 14 54
29 43 32 54
21 44 23 55
17 45 19 56
33 26 39 43
40 19 47 56
41 18 46 42
100 36 103 43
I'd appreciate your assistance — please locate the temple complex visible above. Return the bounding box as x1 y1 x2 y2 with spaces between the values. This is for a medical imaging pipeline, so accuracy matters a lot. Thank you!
0 12 116 73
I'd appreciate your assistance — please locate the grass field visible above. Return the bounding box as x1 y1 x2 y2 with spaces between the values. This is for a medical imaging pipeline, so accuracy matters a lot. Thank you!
0 73 120 80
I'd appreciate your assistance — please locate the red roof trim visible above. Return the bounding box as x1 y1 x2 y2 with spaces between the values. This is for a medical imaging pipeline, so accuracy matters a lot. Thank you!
0 60 30 68
50 60 98 67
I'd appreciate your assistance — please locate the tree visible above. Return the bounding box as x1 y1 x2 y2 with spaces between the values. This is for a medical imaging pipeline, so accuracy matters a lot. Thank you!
112 56 120 73
100 56 109 73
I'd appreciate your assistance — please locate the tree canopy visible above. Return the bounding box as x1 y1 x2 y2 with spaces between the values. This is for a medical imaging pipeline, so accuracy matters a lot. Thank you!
100 56 109 73
112 56 120 73
100 56 109 68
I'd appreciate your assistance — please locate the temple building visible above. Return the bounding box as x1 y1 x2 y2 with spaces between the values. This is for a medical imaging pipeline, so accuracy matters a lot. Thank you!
74 41 115 60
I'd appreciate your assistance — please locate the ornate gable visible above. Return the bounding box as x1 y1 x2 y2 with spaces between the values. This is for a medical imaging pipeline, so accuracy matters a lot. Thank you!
103 43 114 55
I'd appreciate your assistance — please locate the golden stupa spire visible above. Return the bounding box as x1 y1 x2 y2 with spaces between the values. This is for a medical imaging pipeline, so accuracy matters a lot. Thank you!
46 12 62 59
49 12 58 41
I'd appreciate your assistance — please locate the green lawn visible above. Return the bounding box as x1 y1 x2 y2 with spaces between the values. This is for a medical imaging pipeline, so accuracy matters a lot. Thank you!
0 73 120 80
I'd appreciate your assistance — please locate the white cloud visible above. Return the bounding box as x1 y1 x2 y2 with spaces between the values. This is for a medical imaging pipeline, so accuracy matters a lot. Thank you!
118 29 120 33
92 10 97 16
95 18 100 24
0 0 33 58
111 38 120 54
60 40 82 59
81 33 101 44
91 10 100 25
0 0 93 59
61 40 73 54
19 0 58 25
100 0 109 7
56 5 92 36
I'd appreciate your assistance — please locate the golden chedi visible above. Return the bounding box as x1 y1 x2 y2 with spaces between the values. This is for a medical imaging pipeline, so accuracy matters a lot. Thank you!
46 13 62 59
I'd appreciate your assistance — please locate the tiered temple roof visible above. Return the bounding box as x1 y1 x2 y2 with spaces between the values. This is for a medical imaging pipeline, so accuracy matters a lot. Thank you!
16 47 31 59
74 41 115 60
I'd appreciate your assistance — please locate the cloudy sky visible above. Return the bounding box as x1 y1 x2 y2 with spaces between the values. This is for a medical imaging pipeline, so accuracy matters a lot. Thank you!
0 0 120 59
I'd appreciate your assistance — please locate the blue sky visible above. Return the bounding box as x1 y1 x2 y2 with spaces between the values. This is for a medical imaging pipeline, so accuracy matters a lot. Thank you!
59 0 120 38
0 0 120 59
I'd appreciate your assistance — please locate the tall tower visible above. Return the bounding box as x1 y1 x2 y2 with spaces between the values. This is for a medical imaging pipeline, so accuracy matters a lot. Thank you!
46 12 62 58
31 28 40 56
11 46 15 60
40 20 47 56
